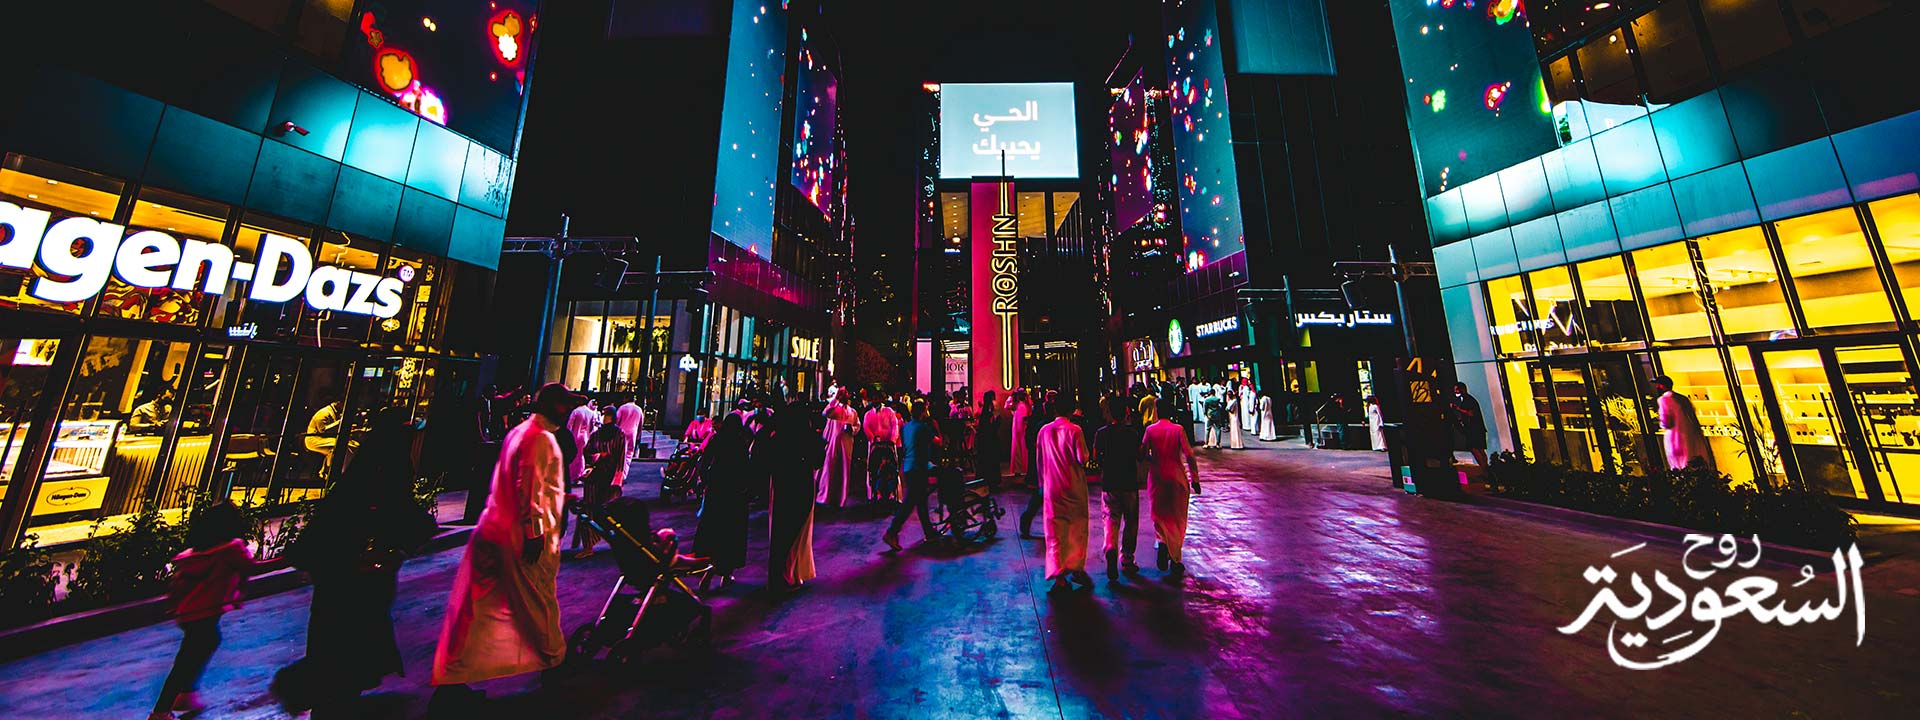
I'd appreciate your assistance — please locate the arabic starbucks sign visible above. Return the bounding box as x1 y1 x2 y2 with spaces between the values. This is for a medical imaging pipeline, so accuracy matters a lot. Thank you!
0 203 408 318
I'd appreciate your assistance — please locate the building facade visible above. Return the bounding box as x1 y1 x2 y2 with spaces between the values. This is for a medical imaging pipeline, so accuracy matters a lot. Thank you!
0 0 535 549
1100 0 1434 426
506 0 849 428
1397 0 1918 508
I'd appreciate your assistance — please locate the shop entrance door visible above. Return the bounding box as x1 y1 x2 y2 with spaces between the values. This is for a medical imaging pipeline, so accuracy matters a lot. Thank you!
1530 354 1657 475
1755 346 1913 503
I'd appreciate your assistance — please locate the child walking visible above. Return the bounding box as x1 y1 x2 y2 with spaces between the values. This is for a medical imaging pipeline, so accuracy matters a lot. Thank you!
150 501 253 720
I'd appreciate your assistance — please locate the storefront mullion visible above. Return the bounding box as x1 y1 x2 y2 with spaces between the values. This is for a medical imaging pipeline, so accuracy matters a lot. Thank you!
1854 203 1916 329
1758 222 1813 334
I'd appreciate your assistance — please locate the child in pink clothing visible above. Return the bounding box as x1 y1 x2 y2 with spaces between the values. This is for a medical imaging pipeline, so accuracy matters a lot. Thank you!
150 501 253 720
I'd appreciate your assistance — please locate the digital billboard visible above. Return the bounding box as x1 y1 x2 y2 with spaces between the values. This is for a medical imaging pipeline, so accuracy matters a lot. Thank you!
1108 71 1156 232
1166 0 1244 272
710 0 789 255
791 41 840 220
345 0 541 155
1388 0 1558 196
939 83 1079 180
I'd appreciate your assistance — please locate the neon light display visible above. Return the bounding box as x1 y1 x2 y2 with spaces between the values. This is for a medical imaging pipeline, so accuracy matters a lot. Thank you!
710 1 788 255
1166 0 1245 272
1107 70 1157 232
790 39 839 220
346 0 540 153
969 180 1021 399
1389 0 1555 195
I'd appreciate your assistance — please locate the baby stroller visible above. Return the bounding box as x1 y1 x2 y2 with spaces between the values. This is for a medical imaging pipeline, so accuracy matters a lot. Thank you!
568 498 715 664
927 465 1005 543
659 442 703 504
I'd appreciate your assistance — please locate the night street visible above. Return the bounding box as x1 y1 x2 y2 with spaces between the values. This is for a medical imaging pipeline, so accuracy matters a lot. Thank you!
4 442 1914 719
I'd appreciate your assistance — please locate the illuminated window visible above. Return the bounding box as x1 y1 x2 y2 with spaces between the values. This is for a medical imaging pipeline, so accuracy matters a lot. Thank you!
1727 350 1784 485
1695 227 1791 340
1631 241 1712 342
30 337 197 535
224 215 319 341
306 231 384 348
1575 256 1646 346
1525 266 1584 350
1864 194 1920 320
1655 348 1751 483
1575 28 1642 106
1503 361 1543 460
1485 274 1533 356
373 244 444 348
0 155 126 316
0 338 62 490
95 189 231 327
1774 208 1896 331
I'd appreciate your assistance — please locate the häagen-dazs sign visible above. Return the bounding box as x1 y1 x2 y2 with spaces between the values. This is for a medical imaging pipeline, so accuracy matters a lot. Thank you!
0 203 408 318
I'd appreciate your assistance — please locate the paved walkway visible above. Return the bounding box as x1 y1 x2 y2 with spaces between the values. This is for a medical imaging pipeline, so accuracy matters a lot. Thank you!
2 439 1915 718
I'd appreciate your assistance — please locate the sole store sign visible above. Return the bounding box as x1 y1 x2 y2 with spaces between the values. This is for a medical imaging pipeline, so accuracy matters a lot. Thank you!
1 203 407 318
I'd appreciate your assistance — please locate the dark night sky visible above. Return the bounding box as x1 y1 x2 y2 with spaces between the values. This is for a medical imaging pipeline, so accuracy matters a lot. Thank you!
830 1 1138 268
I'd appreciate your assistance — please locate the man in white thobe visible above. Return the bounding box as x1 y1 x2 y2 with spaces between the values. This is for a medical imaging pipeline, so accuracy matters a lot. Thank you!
566 401 599 485
1037 404 1092 591
430 383 584 707
616 396 644 459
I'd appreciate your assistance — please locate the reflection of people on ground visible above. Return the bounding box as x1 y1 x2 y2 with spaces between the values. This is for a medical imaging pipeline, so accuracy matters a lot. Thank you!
1448 384 1489 467
1653 375 1715 473
304 395 344 479
815 388 862 507
130 389 176 434
429 383 583 712
768 386 820 590
694 413 751 583
1094 396 1143 579
1142 398 1199 577
1037 398 1092 593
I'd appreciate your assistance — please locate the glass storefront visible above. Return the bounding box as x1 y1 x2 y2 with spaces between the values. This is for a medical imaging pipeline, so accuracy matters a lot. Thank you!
0 154 479 546
1484 195 1919 507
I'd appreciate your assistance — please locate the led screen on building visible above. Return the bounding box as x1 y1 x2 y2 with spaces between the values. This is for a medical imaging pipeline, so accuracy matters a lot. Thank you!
1388 0 1557 196
344 0 541 155
1108 70 1156 232
710 0 789 255
791 41 839 220
939 83 1080 180
1166 0 1244 272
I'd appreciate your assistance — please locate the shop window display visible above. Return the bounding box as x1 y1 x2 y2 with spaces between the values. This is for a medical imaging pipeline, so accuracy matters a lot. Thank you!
29 337 196 539
1655 348 1753 483
1631 241 1713 343
373 245 447 348
220 351 302 506
1864 195 1920 319
306 231 384 347
1574 256 1647 347
1773 208 1897 332
1832 345 1916 504
0 338 61 493
1694 227 1792 340
1485 274 1533 357
1758 348 1867 499
1726 350 1786 485
0 155 125 316
1525 266 1585 351
158 344 229 507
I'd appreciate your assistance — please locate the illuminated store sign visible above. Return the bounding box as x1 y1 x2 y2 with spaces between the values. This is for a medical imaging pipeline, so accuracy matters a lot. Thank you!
989 181 1020 389
1168 319 1188 357
1127 339 1159 372
1295 310 1395 328
679 355 698 372
1195 315 1240 337
790 336 822 362
0 203 407 318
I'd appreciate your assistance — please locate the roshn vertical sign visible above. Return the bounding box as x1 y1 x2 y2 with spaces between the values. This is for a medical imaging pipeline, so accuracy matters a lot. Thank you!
969 179 1020 399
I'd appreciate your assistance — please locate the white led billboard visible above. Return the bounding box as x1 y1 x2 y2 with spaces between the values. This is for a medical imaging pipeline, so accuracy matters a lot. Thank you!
939 82 1079 180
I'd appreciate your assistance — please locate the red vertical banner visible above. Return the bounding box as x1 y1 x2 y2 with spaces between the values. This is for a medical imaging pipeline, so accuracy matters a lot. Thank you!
969 179 1019 401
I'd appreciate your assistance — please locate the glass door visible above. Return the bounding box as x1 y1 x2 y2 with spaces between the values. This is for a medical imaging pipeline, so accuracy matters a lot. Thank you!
1758 348 1873 500
1835 345 1918 504
1591 355 1659 476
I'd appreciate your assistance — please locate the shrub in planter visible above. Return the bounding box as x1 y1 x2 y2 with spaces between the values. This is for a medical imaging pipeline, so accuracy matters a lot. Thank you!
0 534 59 621
65 503 184 607
1486 455 1857 550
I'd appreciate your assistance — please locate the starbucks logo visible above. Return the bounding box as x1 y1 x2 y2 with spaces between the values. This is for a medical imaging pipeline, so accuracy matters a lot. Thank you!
1168 319 1186 357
